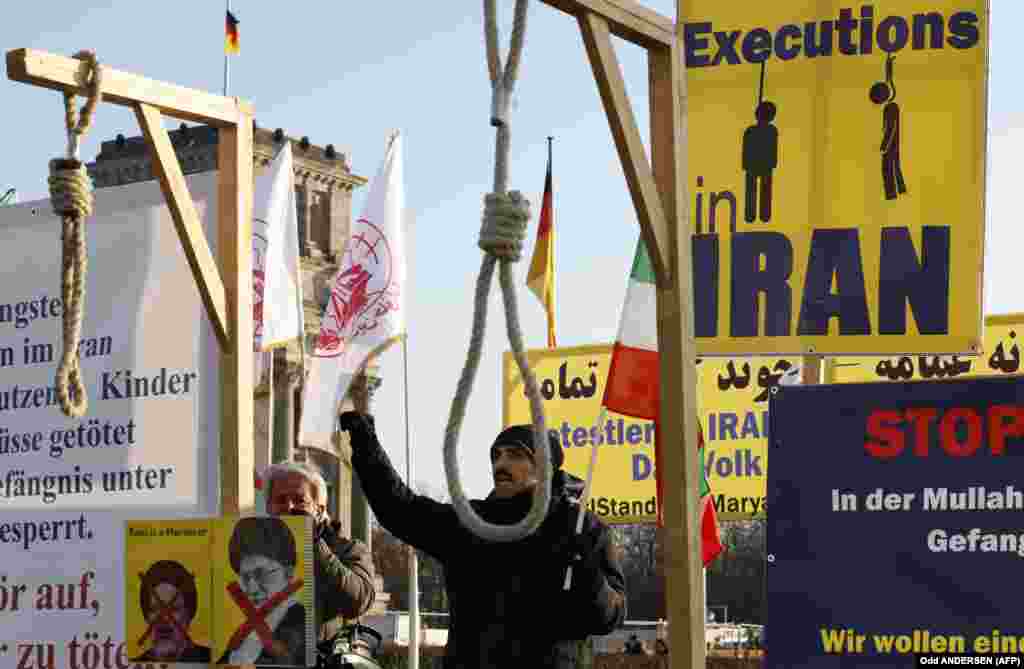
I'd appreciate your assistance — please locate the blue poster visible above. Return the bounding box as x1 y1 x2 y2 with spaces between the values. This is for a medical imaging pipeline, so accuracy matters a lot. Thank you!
767 375 1024 667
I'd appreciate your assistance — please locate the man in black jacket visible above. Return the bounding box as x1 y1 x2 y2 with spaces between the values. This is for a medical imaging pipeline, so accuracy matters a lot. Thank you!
339 411 627 669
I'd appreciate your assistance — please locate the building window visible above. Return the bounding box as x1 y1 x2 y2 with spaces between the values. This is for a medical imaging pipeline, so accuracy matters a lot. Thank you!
295 186 307 256
311 191 329 254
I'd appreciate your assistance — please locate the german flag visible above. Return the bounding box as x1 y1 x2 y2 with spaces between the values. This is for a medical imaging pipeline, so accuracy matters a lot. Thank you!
225 10 240 55
526 139 556 348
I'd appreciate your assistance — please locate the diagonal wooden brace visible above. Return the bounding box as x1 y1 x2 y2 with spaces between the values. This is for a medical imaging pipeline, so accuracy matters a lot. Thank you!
135 103 230 348
578 11 672 287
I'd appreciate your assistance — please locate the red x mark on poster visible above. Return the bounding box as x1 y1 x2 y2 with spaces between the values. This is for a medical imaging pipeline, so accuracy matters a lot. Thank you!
225 578 303 656
137 583 194 647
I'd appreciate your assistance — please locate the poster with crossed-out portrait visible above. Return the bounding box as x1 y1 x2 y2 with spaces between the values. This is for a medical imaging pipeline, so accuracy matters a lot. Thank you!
124 519 214 667
211 515 315 668
125 515 315 667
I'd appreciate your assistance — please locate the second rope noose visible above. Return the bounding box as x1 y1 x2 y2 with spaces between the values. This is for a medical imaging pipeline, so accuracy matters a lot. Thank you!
443 0 552 542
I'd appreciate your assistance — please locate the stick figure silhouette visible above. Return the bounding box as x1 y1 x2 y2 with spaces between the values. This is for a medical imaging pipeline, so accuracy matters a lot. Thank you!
743 60 779 223
870 54 907 200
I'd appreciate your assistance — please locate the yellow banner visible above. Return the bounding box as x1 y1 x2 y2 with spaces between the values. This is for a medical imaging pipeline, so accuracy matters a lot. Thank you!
699 355 800 519
503 345 800 522
503 345 656 524
682 0 988 357
828 313 1024 383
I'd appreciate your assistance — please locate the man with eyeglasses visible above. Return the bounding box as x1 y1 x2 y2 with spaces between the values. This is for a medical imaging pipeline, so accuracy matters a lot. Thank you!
263 462 376 642
338 375 627 669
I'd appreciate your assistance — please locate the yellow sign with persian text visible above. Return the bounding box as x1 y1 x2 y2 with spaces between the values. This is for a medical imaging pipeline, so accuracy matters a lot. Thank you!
828 313 1024 383
503 344 801 521
503 345 656 524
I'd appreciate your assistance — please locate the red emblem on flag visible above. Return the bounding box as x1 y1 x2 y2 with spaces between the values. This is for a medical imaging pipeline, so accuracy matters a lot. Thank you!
316 219 400 359
252 226 268 346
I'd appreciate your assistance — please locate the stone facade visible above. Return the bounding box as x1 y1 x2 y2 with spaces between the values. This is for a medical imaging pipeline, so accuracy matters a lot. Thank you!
87 123 379 539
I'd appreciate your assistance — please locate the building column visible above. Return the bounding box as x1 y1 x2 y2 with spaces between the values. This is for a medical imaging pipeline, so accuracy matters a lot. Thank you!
295 172 311 257
299 174 324 259
253 351 273 478
272 350 301 464
327 182 353 259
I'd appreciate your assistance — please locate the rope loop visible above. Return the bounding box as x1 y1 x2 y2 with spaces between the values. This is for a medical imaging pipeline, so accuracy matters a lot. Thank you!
479 190 530 260
55 213 88 418
63 50 104 161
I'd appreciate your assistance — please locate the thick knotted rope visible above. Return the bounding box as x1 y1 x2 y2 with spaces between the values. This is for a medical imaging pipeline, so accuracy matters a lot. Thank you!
479 191 530 260
48 50 103 418
443 0 552 543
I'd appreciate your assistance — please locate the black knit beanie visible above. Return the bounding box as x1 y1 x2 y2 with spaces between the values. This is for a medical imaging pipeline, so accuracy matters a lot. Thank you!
490 424 564 470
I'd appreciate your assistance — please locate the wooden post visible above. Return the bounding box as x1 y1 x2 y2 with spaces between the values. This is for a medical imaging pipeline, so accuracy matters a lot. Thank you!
650 30 705 669
218 111 255 515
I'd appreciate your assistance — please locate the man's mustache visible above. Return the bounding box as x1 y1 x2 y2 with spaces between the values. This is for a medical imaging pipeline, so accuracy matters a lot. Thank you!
494 469 513 481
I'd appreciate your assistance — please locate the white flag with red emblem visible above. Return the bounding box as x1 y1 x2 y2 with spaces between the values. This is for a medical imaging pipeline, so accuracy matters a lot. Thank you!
253 141 303 353
298 132 406 449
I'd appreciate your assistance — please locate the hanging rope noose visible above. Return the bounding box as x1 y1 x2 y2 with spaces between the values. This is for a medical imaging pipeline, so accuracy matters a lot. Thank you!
442 0 552 542
48 51 104 418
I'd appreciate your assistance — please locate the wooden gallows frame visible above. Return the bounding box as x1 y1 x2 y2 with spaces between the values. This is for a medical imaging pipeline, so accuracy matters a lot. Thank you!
6 48 257 520
536 2 706 668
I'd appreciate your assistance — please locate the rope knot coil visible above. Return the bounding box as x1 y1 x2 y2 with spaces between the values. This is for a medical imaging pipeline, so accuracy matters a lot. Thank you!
48 160 94 221
479 190 531 261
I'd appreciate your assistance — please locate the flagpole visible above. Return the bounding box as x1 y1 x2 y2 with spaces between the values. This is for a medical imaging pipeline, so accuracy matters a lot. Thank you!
546 135 555 349
548 135 554 350
402 334 420 668
267 349 276 465
564 406 606 590
223 0 231 96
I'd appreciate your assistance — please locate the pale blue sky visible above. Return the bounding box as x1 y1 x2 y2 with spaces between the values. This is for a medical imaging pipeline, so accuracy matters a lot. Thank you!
2 2 1022 501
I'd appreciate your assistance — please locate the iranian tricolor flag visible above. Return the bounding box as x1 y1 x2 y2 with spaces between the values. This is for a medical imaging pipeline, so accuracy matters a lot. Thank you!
602 237 723 566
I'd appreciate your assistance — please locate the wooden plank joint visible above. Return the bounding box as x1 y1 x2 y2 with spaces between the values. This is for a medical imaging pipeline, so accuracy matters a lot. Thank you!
539 0 675 48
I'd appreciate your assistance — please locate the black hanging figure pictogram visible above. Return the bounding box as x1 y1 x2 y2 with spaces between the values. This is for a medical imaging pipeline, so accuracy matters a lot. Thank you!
870 54 907 200
742 60 778 223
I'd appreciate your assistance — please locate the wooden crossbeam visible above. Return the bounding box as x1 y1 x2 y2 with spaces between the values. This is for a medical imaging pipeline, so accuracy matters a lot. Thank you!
578 11 672 286
6 48 251 126
135 103 230 348
539 0 674 48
